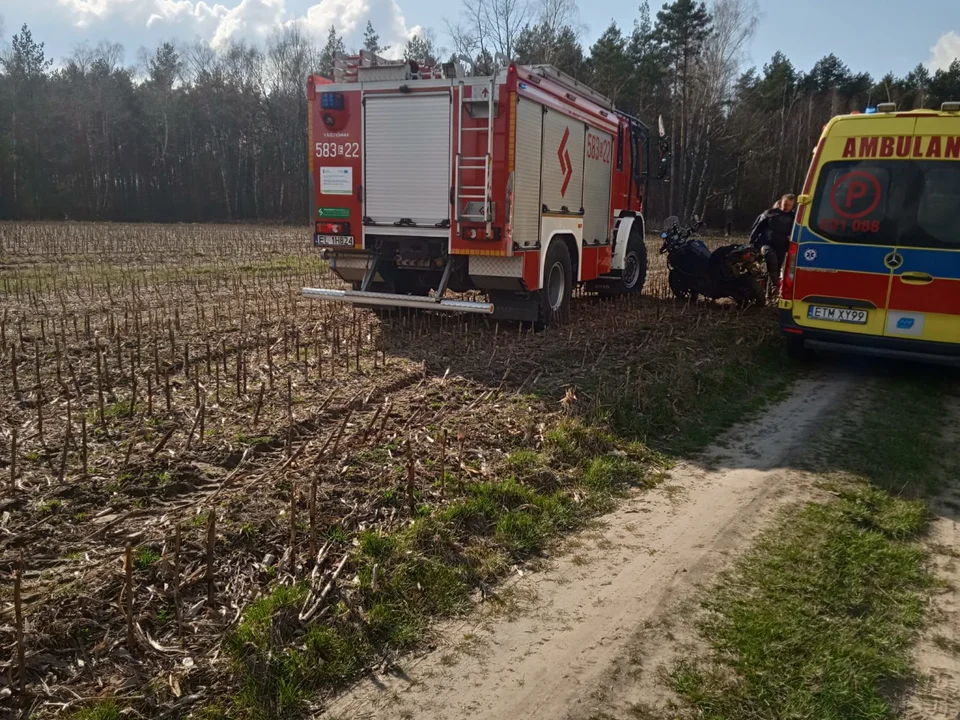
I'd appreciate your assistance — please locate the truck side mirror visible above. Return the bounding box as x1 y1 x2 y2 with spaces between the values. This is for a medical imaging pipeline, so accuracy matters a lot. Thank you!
657 137 671 181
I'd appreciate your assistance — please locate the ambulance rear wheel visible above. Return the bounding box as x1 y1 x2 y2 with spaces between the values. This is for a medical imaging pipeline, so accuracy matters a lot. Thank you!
537 241 573 328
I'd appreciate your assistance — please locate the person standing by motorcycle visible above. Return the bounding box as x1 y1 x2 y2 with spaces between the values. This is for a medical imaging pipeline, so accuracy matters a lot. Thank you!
750 193 797 289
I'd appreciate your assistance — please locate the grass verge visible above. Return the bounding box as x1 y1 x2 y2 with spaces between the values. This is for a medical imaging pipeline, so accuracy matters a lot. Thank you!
668 374 952 719
606 326 798 456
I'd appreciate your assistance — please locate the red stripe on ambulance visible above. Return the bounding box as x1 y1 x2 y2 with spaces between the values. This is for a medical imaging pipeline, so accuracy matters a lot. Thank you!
794 269 890 308
888 279 960 315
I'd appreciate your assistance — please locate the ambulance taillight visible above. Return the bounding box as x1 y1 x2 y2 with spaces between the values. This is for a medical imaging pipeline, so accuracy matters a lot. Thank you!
780 241 799 299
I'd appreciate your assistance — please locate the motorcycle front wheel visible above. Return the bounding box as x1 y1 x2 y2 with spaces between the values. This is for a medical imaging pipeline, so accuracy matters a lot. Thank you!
668 269 696 302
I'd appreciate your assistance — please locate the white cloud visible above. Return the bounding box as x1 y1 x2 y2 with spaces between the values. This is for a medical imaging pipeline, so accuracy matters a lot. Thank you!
295 0 419 54
928 30 960 71
211 0 286 47
55 0 415 52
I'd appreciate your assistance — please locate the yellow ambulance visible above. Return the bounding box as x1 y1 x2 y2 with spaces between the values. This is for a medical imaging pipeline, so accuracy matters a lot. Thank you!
779 101 960 363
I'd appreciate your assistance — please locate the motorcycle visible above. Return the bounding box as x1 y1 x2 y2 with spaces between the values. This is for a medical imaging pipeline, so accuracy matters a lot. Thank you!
659 216 769 307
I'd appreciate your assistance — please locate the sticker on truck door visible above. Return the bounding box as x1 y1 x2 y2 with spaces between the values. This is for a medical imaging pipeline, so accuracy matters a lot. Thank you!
320 167 353 195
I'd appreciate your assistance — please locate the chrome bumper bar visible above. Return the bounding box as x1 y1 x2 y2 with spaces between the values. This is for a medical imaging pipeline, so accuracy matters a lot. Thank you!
302 287 494 314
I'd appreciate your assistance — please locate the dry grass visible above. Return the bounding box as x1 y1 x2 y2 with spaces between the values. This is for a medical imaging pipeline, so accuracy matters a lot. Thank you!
0 222 776 718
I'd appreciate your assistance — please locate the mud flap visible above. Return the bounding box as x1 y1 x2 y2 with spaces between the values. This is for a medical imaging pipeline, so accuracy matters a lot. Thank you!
488 291 539 322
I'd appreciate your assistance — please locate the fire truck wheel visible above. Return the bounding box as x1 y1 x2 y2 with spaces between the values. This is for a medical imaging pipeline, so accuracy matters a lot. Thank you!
538 241 573 327
604 233 648 296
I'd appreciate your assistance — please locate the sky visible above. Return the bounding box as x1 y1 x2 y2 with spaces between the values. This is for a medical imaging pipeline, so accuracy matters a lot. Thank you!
0 0 957 79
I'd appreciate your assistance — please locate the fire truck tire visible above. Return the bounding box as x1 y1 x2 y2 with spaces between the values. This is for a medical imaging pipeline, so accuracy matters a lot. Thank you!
538 241 573 328
602 232 648 296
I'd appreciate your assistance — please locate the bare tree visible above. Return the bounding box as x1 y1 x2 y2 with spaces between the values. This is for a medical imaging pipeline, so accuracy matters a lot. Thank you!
683 0 758 220
459 0 531 62
71 42 96 74
0 15 10 68
446 17 481 62
536 0 578 35
95 41 124 72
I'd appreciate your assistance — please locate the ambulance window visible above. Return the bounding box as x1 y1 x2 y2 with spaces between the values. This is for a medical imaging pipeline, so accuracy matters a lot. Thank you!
811 160 960 249
811 162 892 245
916 167 960 247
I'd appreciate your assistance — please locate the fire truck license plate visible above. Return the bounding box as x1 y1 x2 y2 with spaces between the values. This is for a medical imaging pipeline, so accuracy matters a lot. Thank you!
314 235 355 247
807 306 868 324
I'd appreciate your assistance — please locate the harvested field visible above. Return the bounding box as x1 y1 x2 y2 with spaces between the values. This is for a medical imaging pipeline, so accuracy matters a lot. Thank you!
0 222 775 718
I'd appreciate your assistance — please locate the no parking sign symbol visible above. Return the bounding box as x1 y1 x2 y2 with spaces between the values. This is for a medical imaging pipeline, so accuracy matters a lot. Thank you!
829 171 882 220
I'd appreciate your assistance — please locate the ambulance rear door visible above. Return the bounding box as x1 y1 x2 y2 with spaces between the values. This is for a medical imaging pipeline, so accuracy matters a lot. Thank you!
793 118 912 337
882 116 960 344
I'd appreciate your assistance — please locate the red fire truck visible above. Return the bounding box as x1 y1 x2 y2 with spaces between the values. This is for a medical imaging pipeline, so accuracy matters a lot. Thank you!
303 53 652 325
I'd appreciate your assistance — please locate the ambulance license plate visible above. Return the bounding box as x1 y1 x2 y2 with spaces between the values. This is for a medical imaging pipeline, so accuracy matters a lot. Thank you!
314 234 354 247
807 306 868 324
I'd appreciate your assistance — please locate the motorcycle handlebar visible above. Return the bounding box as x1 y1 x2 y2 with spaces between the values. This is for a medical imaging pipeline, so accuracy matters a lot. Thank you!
660 218 707 253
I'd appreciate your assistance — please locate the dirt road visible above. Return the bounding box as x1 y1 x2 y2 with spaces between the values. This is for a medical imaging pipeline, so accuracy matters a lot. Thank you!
321 372 855 720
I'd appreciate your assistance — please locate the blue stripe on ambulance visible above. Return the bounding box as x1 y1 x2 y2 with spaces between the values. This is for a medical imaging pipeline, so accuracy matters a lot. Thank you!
894 248 960 280
794 226 891 274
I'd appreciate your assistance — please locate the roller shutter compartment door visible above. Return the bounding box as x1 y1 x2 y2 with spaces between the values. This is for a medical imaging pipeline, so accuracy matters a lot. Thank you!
540 109 584 213
512 97 543 248
582 127 614 243
364 92 452 226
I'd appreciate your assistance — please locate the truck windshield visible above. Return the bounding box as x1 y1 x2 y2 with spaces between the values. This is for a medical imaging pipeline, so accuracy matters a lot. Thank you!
811 160 960 249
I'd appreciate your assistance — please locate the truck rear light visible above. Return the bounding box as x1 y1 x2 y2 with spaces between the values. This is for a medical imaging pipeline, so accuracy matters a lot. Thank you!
316 222 350 235
780 241 799 299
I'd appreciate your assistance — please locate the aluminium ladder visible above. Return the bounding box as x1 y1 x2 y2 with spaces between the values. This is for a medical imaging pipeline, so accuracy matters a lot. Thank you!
454 74 497 238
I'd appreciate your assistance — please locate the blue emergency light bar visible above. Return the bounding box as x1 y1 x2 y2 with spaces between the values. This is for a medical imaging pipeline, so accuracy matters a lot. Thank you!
864 107 878 114
321 92 344 110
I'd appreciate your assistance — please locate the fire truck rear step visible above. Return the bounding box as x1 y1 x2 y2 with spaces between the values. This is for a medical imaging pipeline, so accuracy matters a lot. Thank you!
302 288 494 314
303 255 493 314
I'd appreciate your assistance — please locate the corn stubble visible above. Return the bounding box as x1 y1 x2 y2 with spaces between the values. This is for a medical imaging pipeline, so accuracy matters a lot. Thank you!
0 222 769 718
